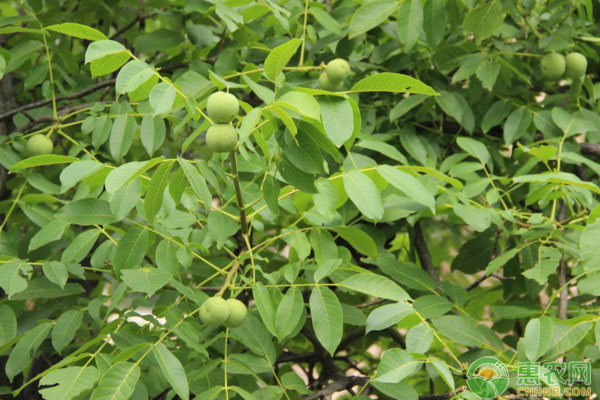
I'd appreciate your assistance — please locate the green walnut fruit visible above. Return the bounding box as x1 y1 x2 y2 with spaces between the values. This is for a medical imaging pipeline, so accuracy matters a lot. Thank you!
319 72 343 91
224 299 247 328
565 52 587 79
541 53 566 80
207 91 239 123
206 123 238 153
326 58 350 82
199 297 230 327
26 134 53 156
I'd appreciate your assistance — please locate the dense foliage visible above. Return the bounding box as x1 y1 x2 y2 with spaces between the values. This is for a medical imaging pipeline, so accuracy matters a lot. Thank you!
1 0 600 399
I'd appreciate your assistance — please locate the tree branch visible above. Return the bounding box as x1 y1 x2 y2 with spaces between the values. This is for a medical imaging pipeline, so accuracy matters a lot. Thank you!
418 386 467 400
110 13 158 40
300 376 368 400
413 221 441 288
0 79 115 122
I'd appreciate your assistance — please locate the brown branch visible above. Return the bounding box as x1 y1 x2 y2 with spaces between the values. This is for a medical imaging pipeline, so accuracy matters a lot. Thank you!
413 221 441 288
418 386 467 400
0 79 116 121
580 142 600 157
300 376 368 400
557 204 568 320
19 102 101 133
110 13 158 40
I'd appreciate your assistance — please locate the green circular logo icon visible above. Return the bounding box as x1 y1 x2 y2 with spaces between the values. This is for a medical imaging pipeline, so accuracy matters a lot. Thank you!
467 356 509 398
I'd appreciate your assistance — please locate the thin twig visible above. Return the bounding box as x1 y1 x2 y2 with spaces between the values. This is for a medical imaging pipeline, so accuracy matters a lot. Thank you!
110 12 158 40
0 80 115 121
413 221 441 289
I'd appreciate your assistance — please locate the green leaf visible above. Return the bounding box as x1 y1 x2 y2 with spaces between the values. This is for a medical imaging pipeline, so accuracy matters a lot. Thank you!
522 246 561 285
0 260 32 299
85 40 127 63
51 309 83 354
314 259 342 283
485 246 521 275
366 303 414 333
10 279 84 300
145 160 175 224
252 282 278 337
551 107 598 137
238 107 262 145
376 165 435 212
456 137 490 164
115 60 155 94
357 140 408 164
278 157 317 193
523 317 553 361
453 203 492 232
152 344 189 400
178 158 213 208
545 319 593 359
396 0 423 51
207 211 239 243
463 0 506 42
46 23 107 40
482 100 512 133
122 267 172 296
62 230 100 264
60 160 105 192
39 366 100 400
318 96 354 147
149 82 176 114
156 240 178 275
229 315 276 362
310 286 343 356
6 323 52 381
413 295 453 319
429 360 455 390
140 116 166 157
432 315 486 347
262 175 280 215
343 169 384 220
112 227 149 277
349 0 397 39
310 229 337 266
57 199 115 226
90 361 140 400
309 7 341 35
10 155 79 172
275 287 304 341
85 40 130 77
42 261 68 289
339 273 411 301
503 107 532 144
374 348 421 383
513 172 600 194
349 73 439 96
105 159 163 197
579 219 600 272
109 114 136 160
28 219 68 251
332 226 378 259
263 38 301 81
406 324 434 353
0 304 17 347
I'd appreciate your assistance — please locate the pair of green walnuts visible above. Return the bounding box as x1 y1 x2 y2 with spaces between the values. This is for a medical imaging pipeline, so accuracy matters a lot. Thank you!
319 58 351 91
199 296 247 328
541 52 587 81
205 91 239 153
